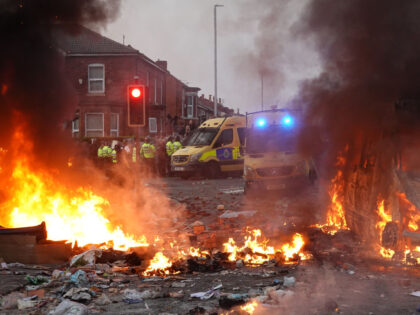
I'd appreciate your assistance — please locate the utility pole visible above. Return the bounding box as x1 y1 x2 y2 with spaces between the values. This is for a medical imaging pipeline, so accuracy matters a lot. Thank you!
214 4 224 117
261 73 264 111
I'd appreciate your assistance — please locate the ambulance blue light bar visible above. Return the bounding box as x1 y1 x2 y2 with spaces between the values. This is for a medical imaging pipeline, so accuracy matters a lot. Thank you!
256 118 267 127
282 115 294 127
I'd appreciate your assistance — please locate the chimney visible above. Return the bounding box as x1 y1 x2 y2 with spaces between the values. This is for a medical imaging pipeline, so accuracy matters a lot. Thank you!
156 60 168 70
209 95 212 101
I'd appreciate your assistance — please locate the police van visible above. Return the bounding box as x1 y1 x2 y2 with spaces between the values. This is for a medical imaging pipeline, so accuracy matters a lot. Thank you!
171 116 245 178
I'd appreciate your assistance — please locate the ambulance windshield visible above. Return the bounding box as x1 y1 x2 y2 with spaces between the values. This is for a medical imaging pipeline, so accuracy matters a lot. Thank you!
247 126 298 153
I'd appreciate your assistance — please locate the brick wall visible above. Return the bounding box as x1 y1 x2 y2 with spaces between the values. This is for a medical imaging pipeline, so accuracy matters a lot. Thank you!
65 55 166 138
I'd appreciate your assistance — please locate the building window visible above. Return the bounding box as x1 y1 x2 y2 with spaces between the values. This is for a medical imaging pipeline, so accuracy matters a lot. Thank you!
72 118 79 138
110 113 119 137
187 95 194 118
149 117 157 133
85 113 104 137
88 64 105 93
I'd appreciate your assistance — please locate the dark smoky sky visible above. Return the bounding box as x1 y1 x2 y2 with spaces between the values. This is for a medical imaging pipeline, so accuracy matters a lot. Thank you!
293 0 420 171
0 0 120 167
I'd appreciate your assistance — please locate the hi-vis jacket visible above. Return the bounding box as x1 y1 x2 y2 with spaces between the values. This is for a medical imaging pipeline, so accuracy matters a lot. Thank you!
132 146 137 163
140 143 156 159
166 141 174 156
173 141 182 152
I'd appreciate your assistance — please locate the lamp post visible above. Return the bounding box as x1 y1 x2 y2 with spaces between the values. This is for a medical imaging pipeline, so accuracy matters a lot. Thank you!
214 4 223 117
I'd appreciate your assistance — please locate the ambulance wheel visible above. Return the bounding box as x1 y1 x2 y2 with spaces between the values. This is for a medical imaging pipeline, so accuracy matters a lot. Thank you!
206 161 220 179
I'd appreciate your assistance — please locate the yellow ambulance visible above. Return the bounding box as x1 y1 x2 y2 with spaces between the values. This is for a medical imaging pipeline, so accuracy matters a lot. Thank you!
171 116 245 178
243 109 316 193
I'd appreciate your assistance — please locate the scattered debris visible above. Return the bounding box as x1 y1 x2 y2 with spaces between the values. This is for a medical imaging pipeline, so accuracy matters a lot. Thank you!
1 292 26 309
191 284 222 300
49 299 88 315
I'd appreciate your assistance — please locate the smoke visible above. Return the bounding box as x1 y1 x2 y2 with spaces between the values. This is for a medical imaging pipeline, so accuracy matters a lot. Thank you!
224 0 319 111
0 0 121 169
293 0 420 179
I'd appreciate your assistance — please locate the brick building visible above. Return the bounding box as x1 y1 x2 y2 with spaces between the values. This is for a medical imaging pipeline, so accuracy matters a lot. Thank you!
197 95 235 123
54 24 167 139
53 24 235 139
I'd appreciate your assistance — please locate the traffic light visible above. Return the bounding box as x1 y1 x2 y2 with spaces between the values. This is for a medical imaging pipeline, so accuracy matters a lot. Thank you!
127 85 146 126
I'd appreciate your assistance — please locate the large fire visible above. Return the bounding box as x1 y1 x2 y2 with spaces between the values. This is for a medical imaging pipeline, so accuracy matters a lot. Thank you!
1 125 148 251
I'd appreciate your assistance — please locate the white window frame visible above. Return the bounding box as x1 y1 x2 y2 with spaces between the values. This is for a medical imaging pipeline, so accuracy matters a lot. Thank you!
186 95 194 118
110 113 119 137
72 118 80 138
85 113 104 137
88 64 105 94
149 117 157 133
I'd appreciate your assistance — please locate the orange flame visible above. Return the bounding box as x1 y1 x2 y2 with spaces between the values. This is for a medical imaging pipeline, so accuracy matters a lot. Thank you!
223 229 309 265
398 193 420 232
314 154 349 235
281 233 308 262
240 301 259 314
375 199 395 259
1 123 148 251
143 252 175 276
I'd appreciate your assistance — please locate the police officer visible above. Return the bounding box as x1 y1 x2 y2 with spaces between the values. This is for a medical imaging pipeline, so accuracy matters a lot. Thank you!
132 141 137 164
165 136 174 176
173 136 182 153
140 136 156 175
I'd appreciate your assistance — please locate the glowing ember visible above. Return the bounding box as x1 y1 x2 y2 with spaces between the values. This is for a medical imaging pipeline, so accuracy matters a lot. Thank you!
379 247 395 258
143 252 175 276
404 246 420 265
1 125 148 251
240 301 258 314
313 154 349 235
223 228 309 265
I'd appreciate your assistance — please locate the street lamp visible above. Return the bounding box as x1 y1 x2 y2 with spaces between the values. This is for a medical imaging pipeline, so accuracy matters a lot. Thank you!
214 4 223 117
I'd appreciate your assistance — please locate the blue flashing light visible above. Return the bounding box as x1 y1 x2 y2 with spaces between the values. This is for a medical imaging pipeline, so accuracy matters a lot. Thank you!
282 115 294 127
256 118 267 127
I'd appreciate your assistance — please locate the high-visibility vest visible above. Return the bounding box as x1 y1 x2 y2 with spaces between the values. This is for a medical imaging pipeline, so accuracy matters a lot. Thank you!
173 141 182 152
97 147 103 158
102 146 110 158
132 147 137 163
166 141 174 156
107 147 112 157
111 149 117 164
140 143 156 159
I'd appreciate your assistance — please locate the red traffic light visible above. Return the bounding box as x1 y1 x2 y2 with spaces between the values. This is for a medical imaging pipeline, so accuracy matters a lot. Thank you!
131 88 141 98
